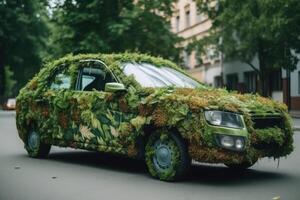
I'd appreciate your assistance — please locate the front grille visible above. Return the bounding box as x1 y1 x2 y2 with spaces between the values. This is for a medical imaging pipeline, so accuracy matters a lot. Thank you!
251 116 284 129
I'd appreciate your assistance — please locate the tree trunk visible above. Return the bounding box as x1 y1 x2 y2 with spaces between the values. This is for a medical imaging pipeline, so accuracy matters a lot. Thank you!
257 42 270 97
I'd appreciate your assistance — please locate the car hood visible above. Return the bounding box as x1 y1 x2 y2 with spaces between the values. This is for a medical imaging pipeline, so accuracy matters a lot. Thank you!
141 87 288 116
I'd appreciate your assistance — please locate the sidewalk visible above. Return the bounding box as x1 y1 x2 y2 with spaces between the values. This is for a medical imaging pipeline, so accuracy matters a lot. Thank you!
290 111 300 131
290 110 300 118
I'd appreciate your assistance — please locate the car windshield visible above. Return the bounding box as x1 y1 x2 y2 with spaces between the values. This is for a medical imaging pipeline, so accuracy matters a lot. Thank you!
122 63 202 88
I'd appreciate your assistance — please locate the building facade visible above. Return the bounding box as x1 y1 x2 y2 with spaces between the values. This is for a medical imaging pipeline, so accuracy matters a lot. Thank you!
170 0 220 83
283 60 300 110
171 0 300 110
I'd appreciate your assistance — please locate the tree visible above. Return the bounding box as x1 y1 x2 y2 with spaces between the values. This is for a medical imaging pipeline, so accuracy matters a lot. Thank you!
49 0 181 62
195 0 300 96
4 66 16 97
0 0 49 96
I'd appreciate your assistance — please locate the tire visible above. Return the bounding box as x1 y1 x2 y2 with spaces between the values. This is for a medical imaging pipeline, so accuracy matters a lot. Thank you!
25 130 51 158
145 130 190 181
225 160 257 170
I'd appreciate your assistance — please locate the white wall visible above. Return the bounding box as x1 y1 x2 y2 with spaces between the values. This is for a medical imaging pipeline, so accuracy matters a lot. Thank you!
204 63 221 86
290 63 300 97
223 58 259 83
282 57 300 97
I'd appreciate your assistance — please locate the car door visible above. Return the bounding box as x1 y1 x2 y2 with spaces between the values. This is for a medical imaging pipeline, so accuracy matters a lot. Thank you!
71 60 137 153
40 63 78 144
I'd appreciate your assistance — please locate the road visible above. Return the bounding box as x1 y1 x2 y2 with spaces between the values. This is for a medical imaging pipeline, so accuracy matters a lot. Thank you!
0 111 300 200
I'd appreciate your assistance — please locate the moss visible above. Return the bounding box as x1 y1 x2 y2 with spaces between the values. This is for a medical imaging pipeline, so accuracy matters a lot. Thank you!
127 144 138 157
251 127 285 146
118 122 134 137
16 53 294 166
145 130 180 181
188 145 259 164
118 98 128 112
41 106 49 118
152 107 168 127
71 109 81 124
138 104 153 116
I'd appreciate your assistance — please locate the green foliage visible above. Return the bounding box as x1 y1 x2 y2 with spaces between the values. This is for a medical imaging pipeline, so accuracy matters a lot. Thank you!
49 0 181 62
253 127 285 146
0 0 49 96
16 53 294 166
145 130 181 181
194 0 300 95
4 66 16 97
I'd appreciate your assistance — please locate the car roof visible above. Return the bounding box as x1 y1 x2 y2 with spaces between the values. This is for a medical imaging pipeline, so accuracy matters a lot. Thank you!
45 53 184 73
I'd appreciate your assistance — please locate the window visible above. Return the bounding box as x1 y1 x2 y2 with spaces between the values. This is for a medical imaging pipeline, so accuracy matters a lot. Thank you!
206 47 219 61
81 75 96 90
244 71 257 93
77 61 116 91
50 73 71 90
183 50 190 69
195 48 202 66
185 10 190 28
214 76 223 88
196 10 203 23
226 74 239 91
122 63 201 88
176 16 180 32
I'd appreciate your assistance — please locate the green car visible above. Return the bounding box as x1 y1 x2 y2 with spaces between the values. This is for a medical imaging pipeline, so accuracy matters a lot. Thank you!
16 53 294 181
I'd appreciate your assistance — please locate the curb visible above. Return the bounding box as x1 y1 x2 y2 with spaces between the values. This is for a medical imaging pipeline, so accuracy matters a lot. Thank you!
0 111 16 117
291 115 300 119
289 112 300 119
294 126 300 132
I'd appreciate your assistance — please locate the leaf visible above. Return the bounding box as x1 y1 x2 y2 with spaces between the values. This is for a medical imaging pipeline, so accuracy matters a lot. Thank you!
97 137 106 145
130 116 146 131
110 126 119 137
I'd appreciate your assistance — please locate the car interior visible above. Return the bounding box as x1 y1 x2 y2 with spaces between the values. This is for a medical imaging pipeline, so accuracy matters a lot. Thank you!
78 62 116 91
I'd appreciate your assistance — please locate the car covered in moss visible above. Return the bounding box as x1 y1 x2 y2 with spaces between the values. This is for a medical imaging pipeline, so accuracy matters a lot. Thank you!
16 53 294 181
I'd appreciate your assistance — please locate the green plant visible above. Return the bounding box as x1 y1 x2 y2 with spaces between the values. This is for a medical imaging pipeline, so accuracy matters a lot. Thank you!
16 53 294 181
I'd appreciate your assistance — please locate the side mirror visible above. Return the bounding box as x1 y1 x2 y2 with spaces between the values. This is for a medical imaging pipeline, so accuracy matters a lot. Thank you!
105 82 126 93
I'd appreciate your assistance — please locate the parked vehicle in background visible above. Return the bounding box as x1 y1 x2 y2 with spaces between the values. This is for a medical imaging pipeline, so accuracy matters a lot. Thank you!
16 53 294 181
3 98 16 110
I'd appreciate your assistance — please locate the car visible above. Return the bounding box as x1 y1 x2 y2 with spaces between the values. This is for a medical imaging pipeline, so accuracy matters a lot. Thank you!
16 53 294 181
4 98 16 110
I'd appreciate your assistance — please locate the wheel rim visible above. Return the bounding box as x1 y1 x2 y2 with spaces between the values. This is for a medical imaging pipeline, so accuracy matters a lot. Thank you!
153 140 172 171
28 131 39 151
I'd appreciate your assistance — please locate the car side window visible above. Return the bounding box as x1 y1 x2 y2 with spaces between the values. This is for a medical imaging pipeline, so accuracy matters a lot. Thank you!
77 61 116 91
81 75 96 90
50 72 71 90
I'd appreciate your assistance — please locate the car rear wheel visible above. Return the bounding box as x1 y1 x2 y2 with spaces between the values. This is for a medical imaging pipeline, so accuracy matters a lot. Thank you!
25 130 51 158
145 130 190 181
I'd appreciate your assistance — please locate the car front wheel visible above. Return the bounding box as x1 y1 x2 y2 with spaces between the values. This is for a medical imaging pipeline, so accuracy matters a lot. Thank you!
25 130 51 158
145 130 190 181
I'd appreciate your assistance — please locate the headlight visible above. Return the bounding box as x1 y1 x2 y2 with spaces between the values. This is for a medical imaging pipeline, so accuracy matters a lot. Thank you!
220 135 235 148
235 138 244 150
204 111 244 129
216 135 246 151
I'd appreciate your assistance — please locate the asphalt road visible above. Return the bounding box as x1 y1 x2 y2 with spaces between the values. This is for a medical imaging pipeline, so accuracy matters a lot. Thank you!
0 111 300 200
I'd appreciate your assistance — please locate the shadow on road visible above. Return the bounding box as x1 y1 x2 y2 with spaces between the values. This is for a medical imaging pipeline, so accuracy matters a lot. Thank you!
188 164 288 186
42 150 291 185
48 150 147 174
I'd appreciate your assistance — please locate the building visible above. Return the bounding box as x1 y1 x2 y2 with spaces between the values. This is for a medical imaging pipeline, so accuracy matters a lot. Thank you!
170 0 221 83
170 0 300 111
283 59 300 110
